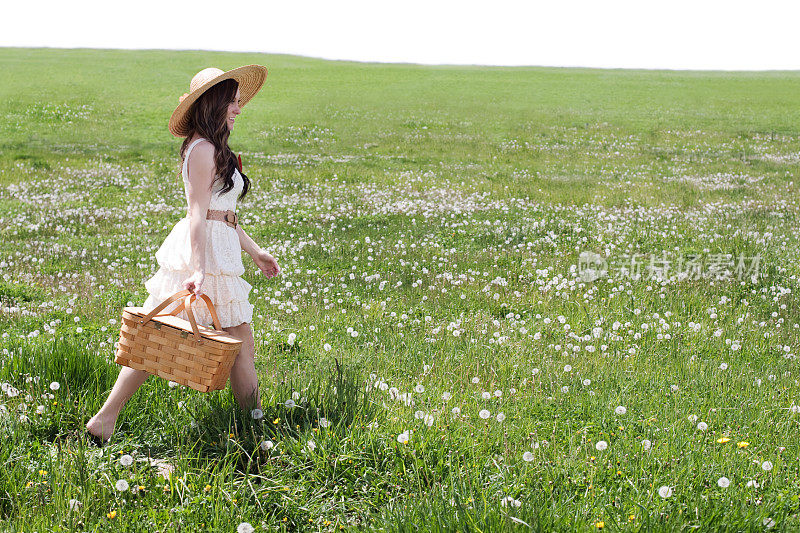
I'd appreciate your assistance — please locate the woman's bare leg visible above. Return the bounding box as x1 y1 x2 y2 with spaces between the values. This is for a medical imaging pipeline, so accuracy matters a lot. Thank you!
225 322 261 411
86 367 150 441
87 322 259 438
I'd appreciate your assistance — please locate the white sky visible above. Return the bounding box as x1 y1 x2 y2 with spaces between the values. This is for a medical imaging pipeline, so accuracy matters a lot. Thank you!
3 0 799 70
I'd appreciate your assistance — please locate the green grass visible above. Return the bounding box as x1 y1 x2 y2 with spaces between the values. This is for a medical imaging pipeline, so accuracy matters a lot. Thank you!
0 46 799 531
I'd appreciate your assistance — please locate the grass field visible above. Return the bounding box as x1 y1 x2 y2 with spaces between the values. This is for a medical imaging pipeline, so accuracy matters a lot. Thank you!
1 47 800 532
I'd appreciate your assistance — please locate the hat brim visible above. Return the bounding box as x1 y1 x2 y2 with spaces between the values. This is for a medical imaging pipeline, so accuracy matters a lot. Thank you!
169 64 268 138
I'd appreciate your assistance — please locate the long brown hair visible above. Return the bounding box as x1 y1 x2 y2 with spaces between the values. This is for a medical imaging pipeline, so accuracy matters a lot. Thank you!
176 78 250 201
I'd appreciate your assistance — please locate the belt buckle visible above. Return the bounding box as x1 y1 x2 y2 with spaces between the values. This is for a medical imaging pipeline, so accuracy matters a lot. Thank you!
224 210 237 228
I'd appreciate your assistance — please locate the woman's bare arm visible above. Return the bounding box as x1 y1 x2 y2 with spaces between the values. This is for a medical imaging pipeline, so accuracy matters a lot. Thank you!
185 142 216 273
235 224 261 257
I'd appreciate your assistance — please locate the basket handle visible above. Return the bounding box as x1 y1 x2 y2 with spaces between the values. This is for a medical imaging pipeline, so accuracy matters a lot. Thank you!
181 293 224 343
140 289 224 335
140 289 193 325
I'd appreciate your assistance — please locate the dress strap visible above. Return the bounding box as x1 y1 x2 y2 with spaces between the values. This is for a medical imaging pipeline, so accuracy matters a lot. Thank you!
182 138 208 179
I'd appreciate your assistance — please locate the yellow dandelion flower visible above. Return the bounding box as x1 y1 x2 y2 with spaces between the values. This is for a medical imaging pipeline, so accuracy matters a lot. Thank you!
629 515 635 521
228 433 234 439
273 418 280 424
39 470 47 476
596 521 605 529
716 437 731 444
737 441 749 448
204 484 211 492
107 510 117 519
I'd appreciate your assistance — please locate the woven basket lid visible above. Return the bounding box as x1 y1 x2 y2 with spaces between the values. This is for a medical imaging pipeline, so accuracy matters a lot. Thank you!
169 64 268 138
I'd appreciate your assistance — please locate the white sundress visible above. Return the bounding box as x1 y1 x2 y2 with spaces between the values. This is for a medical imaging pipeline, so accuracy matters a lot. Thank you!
140 137 254 328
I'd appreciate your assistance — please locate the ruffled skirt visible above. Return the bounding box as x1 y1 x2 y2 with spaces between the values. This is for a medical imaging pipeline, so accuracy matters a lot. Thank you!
140 217 254 328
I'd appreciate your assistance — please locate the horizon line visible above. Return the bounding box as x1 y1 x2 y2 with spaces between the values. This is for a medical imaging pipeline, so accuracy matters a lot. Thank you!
2 45 799 74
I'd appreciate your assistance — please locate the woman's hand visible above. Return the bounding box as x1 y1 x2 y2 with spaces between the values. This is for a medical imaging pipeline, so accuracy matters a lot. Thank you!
182 270 205 296
253 250 281 278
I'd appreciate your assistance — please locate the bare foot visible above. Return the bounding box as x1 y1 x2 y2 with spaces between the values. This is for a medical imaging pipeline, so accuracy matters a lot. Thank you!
86 413 116 442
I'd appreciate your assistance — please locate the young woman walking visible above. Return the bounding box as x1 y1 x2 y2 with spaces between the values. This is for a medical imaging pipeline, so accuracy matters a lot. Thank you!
87 65 280 443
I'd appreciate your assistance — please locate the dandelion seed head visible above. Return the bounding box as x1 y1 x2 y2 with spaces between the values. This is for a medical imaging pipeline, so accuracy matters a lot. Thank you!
237 523 255 533
523 451 534 462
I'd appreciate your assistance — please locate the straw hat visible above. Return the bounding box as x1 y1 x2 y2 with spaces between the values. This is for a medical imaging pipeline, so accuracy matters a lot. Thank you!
169 64 268 137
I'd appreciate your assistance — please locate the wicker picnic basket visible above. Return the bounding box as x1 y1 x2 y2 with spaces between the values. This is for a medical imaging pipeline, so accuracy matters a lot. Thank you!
114 289 243 392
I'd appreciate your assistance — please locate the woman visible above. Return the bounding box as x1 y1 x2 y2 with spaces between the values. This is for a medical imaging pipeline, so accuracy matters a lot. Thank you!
86 65 280 443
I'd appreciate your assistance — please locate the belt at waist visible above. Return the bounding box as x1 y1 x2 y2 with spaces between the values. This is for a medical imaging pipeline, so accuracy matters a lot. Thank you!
186 209 238 228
